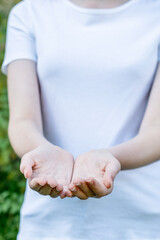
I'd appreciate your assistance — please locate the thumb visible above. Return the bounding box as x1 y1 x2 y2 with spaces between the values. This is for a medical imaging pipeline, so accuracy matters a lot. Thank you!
20 154 36 178
103 159 121 189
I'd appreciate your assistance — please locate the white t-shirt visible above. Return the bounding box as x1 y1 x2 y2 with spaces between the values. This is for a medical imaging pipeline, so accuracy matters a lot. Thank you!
1 0 160 239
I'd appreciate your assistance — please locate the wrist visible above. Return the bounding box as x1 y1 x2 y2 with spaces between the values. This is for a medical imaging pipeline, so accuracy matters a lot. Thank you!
106 148 122 171
19 137 51 158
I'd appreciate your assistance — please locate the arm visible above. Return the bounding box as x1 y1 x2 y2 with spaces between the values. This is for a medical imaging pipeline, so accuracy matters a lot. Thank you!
3 3 74 198
67 63 160 200
7 59 74 198
109 63 160 170
7 59 49 158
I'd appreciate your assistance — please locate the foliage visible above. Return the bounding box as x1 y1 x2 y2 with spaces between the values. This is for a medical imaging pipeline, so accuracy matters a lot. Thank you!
0 1 26 239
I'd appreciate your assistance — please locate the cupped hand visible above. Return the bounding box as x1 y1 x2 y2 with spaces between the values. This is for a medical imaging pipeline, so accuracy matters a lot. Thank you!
20 142 74 198
67 149 121 200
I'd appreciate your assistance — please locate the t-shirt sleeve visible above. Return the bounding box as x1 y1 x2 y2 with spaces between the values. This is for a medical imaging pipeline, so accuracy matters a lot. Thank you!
1 0 37 75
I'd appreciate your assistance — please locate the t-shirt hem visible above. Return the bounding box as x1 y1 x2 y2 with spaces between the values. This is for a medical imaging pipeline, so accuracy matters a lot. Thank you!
16 236 160 240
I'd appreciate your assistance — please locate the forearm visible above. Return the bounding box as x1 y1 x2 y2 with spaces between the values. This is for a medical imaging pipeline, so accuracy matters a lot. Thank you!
8 119 49 158
108 125 160 170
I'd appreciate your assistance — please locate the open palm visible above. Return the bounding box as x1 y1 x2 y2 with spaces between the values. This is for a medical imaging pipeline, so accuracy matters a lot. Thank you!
68 149 121 200
20 142 74 198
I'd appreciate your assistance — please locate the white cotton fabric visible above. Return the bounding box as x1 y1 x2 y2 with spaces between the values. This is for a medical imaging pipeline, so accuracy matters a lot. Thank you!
1 0 160 239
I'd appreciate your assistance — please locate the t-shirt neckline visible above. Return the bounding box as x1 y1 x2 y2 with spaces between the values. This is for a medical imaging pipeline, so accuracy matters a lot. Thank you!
62 0 139 14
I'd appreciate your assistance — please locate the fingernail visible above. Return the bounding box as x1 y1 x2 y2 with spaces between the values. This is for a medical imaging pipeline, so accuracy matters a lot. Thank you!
71 187 77 192
24 169 27 178
86 179 92 182
60 194 65 199
66 191 72 198
87 180 93 184
75 183 80 186
56 187 61 192
106 182 112 189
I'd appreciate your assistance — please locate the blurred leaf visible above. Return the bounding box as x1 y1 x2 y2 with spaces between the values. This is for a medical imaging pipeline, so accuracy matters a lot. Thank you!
0 1 24 239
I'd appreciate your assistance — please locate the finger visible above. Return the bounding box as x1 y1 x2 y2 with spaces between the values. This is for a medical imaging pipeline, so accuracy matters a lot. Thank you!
63 189 73 198
47 179 58 188
103 174 113 189
86 178 108 197
103 160 120 188
47 179 61 198
39 178 58 196
50 189 60 198
20 154 36 178
39 184 52 195
70 186 88 200
60 191 71 199
56 179 72 199
59 186 71 199
73 179 95 197
55 178 69 192
61 184 74 198
28 177 46 191
67 184 76 198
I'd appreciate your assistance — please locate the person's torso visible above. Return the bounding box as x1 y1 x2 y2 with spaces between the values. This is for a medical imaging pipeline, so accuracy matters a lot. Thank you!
17 0 160 239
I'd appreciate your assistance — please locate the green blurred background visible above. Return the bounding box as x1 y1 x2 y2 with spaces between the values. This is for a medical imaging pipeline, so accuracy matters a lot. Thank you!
0 1 26 239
